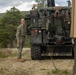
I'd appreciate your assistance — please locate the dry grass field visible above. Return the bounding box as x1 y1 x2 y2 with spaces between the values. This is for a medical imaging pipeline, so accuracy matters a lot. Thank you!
0 48 74 75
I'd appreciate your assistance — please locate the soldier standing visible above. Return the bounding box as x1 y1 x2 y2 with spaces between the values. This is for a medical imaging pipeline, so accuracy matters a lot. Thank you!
16 18 26 62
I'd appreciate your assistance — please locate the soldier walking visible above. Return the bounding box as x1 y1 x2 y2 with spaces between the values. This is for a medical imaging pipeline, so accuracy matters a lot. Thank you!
16 18 26 62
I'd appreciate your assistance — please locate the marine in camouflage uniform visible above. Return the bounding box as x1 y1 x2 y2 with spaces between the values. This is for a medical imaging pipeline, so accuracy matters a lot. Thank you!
16 18 26 61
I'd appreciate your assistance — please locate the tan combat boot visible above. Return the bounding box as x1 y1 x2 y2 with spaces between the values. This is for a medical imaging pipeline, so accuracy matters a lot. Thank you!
16 58 25 62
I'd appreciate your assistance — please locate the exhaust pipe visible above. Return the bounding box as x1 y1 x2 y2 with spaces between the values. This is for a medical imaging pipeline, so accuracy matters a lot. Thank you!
47 0 55 7
67 0 71 6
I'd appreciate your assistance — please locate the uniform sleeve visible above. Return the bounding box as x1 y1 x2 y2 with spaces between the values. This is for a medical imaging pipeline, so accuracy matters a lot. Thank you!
16 26 21 41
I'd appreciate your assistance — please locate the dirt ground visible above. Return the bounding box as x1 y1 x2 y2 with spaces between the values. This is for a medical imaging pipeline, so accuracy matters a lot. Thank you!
0 48 74 75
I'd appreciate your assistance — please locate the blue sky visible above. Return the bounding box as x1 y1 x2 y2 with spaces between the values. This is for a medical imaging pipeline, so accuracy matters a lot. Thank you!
55 0 69 6
0 0 71 13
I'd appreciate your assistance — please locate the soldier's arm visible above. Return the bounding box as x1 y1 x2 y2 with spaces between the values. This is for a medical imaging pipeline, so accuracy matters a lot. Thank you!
16 26 21 42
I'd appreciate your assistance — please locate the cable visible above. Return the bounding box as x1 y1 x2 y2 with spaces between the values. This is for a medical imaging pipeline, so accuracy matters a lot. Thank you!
48 46 61 75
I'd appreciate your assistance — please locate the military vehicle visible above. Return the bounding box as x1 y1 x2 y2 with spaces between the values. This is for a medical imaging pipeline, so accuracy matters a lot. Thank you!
25 0 74 60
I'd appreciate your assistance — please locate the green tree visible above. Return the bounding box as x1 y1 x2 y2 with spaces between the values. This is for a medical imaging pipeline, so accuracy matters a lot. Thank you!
1 7 23 25
0 7 23 48
35 0 46 8
0 25 9 47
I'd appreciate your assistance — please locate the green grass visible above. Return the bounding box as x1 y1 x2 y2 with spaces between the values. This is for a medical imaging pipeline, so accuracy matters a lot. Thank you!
0 68 4 75
9 53 17 57
52 69 72 75
0 50 16 58
25 35 30 48
0 51 8 58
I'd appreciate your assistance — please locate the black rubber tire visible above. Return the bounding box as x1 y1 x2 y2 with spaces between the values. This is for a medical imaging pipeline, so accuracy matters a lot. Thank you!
31 45 41 60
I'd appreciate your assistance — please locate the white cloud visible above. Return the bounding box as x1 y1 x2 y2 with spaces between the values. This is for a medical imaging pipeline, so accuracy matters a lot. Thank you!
0 1 37 13
20 1 23 4
0 1 60 13
0 0 71 13
0 6 12 13
17 1 37 11
55 3 59 6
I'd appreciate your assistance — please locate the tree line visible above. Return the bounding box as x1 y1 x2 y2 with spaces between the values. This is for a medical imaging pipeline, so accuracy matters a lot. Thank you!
0 7 24 48
0 0 45 48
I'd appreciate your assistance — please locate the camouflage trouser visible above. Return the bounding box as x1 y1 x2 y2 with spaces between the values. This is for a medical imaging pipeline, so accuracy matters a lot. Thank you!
17 37 25 59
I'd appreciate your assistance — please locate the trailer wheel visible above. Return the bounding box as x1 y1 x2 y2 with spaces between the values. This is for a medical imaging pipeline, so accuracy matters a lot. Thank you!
31 45 41 60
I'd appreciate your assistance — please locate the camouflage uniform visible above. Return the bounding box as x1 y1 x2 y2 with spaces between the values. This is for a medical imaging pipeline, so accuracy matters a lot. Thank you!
16 25 26 59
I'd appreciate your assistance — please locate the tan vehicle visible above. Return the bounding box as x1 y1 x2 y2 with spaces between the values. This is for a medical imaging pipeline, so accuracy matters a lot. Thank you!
71 0 76 74
71 0 76 37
